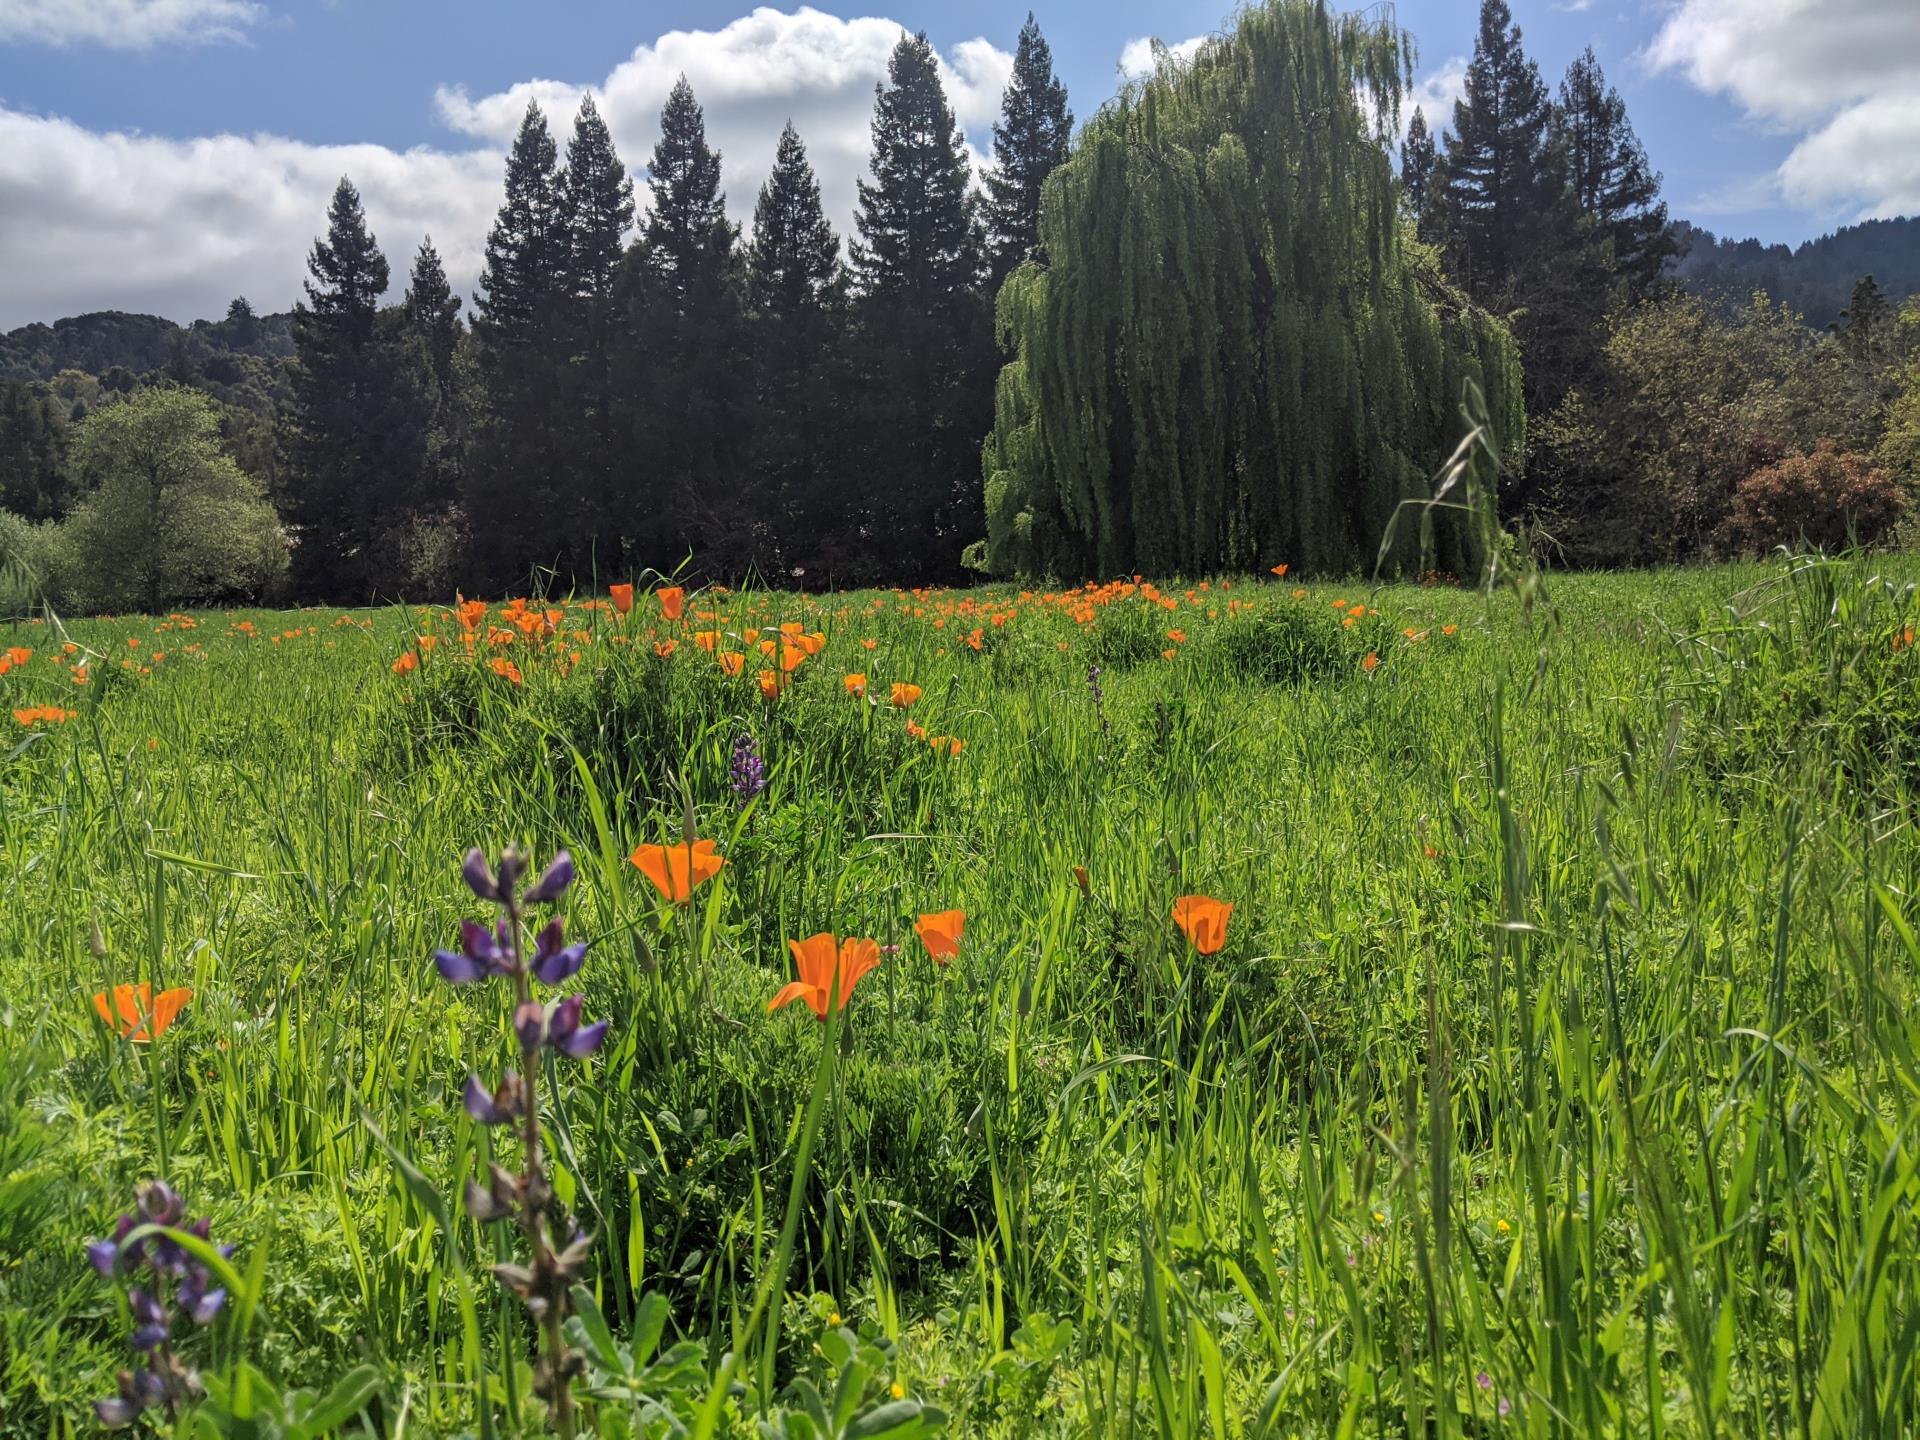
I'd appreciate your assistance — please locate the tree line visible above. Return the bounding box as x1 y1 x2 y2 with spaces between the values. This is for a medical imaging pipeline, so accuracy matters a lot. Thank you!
282 20 1070 602
3 0 1919 610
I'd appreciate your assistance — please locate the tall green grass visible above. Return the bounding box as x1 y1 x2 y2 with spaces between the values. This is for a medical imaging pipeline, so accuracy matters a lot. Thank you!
0 553 1916 1436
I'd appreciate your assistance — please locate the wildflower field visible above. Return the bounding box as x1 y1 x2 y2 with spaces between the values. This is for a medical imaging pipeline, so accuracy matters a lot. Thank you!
2 555 1919 1437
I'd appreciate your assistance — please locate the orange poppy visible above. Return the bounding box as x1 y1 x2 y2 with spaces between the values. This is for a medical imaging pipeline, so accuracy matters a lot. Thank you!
391 651 418 675
630 838 726 904
489 657 523 685
5 647 30 665
844 673 868 696
758 669 785 699
768 933 882 1019
965 628 984 651
92 983 193 1042
718 651 746 676
1361 651 1378 673
861 638 878 651
658 586 686 621
1172 895 1233 955
1270 564 1289 577
915 910 965 965
610 583 634 615
1441 624 1458 637
653 639 678 658
889 683 921 708
693 630 721 651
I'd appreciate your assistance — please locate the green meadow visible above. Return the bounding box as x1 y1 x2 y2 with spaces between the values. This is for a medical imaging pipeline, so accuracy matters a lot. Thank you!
1 555 1917 1436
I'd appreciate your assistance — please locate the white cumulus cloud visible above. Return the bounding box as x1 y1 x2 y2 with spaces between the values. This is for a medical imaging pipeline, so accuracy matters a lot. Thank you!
1117 33 1206 80
1646 0 1920 221
0 0 262 49
0 5 1014 328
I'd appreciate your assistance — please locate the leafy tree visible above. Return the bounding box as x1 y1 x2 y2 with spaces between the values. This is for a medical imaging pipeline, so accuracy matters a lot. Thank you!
468 102 569 587
981 0 1520 579
615 76 751 570
60 386 285 612
1554 48 1673 299
1719 441 1905 556
285 176 410 599
851 32 992 580
746 122 848 577
984 14 1073 286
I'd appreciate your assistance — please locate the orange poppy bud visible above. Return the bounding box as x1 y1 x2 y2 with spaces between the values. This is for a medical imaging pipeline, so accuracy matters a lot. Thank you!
610 583 635 615
657 586 685 621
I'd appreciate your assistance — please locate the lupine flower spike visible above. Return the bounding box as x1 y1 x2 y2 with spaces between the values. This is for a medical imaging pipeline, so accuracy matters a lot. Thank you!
87 1180 233 1427
435 847 604 1435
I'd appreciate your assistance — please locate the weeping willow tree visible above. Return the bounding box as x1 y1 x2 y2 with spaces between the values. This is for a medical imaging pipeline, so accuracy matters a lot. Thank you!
977 0 1523 579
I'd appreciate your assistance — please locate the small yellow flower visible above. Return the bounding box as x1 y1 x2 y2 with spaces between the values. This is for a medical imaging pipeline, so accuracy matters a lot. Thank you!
1372 1210 1386 1224
828 1311 842 1327
890 1382 905 1400
1496 1219 1511 1234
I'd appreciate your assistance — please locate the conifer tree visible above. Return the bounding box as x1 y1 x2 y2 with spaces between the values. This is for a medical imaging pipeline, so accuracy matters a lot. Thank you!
1554 48 1673 298
1837 274 1891 361
468 103 569 587
850 32 992 578
399 238 464 514
614 76 750 568
980 0 1521 580
747 122 847 575
556 96 635 570
287 176 405 599
984 14 1073 286
1439 0 1560 300
1401 107 1436 225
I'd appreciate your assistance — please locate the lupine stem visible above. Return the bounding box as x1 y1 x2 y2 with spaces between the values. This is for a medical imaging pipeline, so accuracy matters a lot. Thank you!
503 884 576 1440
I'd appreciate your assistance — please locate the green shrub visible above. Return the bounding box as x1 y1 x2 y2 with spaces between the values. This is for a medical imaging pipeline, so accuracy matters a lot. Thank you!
1206 598 1348 685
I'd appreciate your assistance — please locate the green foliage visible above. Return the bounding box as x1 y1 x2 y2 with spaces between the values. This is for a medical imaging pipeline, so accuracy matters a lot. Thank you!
0 506 58 614
59 385 286 611
982 0 1521 582
3 562 1920 1437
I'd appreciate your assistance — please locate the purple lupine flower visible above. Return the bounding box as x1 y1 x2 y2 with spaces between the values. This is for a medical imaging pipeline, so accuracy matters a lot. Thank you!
529 918 586 985
1087 665 1111 736
462 847 500 901
464 1073 523 1126
546 994 608 1059
513 1000 547 1052
730 732 766 802
522 851 576 905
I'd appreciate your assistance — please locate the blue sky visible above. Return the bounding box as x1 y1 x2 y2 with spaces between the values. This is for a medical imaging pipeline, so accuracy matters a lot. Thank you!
0 0 1915 327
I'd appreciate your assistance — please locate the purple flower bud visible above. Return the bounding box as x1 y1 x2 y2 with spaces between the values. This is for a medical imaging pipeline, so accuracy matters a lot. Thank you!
495 848 526 899
513 1000 546 1052
462 848 500 901
463 1073 522 1126
95 1396 141 1427
88 1240 119 1276
131 1323 168 1352
130 1287 165 1324
188 1287 226 1325
137 1181 184 1227
434 948 488 984
522 852 575 904
530 919 587 985
546 995 608 1059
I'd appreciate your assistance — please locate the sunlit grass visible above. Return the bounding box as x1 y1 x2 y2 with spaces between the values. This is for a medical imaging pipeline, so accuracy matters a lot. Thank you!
1 556 1916 1436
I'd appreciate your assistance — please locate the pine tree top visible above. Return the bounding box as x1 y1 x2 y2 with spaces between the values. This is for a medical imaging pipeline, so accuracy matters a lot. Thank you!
299 177 389 332
984 13 1073 282
749 121 842 320
852 32 981 300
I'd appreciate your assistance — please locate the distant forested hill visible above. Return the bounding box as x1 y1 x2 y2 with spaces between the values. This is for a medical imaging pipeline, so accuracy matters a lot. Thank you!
1670 216 1920 329
0 304 294 382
